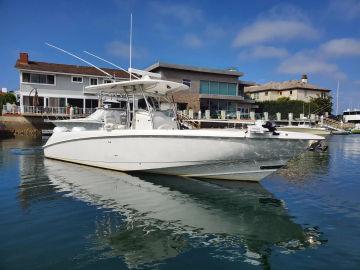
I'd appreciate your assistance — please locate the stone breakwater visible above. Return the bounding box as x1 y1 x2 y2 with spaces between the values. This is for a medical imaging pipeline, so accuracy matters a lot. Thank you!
0 115 54 138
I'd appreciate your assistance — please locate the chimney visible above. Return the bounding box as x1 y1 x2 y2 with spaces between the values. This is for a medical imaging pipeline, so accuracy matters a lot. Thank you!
19 52 29 65
301 74 308 83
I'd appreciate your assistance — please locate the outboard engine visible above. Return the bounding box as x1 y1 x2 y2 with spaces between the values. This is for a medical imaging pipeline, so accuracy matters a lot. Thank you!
262 121 279 135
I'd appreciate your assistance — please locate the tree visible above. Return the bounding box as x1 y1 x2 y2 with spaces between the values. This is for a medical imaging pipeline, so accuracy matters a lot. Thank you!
309 96 333 115
0 93 17 115
277 97 290 102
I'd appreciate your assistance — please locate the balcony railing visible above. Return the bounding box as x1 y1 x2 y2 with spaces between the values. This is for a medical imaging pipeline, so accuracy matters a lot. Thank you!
2 105 96 117
1 104 20 115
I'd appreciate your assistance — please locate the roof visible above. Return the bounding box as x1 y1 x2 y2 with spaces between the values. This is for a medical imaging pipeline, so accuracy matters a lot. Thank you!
145 61 243 77
239 80 256 86
244 80 330 93
15 60 131 78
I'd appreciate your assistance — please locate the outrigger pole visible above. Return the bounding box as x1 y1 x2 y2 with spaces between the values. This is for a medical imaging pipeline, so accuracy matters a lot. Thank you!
45 43 113 78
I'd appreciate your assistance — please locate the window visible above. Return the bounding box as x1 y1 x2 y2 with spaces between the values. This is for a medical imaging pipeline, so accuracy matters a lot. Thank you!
279 91 282 95
265 91 268 96
90 78 98 85
200 80 209 94
104 79 113 84
72 76 83 83
219 100 227 111
238 86 244 96
22 72 55 85
200 81 237 96
304 90 307 96
219 82 228 95
254 93 259 99
210 81 219 95
209 100 219 113
22 73 30 82
290 90 293 95
177 103 188 110
200 99 210 112
228 83 237 96
48 97 66 107
182 79 191 87
228 101 236 112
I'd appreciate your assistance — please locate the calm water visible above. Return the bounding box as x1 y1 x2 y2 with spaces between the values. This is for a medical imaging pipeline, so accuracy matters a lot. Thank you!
0 136 360 269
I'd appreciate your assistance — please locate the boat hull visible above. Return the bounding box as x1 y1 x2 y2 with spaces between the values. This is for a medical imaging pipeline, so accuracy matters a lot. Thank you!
44 129 320 182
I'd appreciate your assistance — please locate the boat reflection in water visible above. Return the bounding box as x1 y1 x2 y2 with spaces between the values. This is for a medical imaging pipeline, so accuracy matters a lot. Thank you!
277 150 330 182
44 159 323 268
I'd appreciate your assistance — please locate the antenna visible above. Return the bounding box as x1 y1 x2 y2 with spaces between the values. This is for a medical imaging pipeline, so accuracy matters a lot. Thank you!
129 13 133 81
83 51 140 79
336 80 339 116
45 43 113 78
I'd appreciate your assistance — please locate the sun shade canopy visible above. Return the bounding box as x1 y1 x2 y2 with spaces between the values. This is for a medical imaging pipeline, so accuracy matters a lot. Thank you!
84 77 189 96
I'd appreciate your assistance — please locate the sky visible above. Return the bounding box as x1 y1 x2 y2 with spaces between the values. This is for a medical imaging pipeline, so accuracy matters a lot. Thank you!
0 0 359 112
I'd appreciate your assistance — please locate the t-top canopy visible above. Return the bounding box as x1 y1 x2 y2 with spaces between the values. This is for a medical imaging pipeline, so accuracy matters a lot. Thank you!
84 77 189 96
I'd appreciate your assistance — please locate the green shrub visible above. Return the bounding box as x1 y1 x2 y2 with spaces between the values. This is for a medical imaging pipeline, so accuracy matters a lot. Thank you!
256 96 332 118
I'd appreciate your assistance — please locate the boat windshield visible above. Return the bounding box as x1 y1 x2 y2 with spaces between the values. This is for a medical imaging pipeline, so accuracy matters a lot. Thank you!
86 108 127 124
86 109 105 121
138 97 175 118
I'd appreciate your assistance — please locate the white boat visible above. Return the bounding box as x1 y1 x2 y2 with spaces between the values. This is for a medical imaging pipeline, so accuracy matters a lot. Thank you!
44 76 324 182
343 108 360 123
331 130 350 135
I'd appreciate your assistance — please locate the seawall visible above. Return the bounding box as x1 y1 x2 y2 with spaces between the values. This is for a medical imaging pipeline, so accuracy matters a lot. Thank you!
0 115 54 138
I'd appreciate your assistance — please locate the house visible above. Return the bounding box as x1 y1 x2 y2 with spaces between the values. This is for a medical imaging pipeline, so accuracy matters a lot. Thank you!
14 52 256 117
244 75 330 102
15 52 130 115
145 62 256 116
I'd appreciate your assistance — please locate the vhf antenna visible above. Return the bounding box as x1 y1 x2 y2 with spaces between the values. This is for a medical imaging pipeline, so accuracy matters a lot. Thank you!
83 51 140 80
45 42 113 78
129 13 133 81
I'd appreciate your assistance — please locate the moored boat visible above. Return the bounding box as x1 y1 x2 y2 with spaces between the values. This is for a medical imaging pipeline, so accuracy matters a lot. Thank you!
44 74 324 182
331 130 350 135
